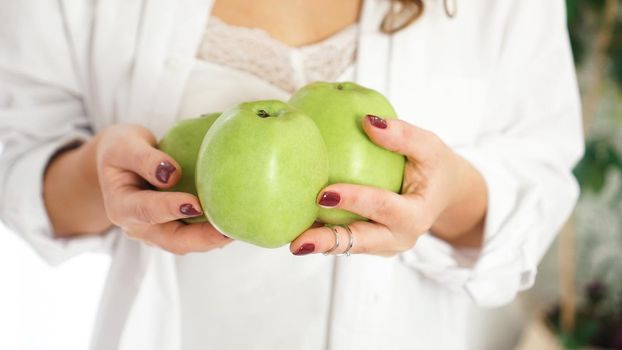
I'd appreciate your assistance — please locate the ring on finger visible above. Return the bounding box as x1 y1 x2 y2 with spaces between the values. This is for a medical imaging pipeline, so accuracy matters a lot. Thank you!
323 225 340 255
335 224 354 257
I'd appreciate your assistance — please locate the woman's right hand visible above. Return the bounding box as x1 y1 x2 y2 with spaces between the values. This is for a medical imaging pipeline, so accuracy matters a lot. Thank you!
45 124 231 255
95 124 232 254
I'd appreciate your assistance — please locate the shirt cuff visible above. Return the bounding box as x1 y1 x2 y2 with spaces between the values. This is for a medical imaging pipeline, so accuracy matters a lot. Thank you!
2 136 112 265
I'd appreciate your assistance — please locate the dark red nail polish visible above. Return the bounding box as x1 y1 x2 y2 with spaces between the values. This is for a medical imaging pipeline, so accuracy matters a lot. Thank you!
366 114 387 129
294 243 315 256
180 203 201 216
318 191 340 207
156 161 176 183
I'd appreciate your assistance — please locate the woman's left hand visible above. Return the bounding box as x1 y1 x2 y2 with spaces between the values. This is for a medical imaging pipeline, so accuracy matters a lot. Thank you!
290 115 488 257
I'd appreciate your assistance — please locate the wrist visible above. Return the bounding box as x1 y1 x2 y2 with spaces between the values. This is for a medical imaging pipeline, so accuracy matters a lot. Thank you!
44 136 111 236
430 153 487 247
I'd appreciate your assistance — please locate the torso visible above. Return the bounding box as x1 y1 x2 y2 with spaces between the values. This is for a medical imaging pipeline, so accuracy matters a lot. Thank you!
74 1 532 349
175 3 361 349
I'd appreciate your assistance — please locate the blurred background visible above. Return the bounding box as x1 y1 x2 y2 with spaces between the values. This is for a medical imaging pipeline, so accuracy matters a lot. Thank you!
516 0 622 349
0 1 621 349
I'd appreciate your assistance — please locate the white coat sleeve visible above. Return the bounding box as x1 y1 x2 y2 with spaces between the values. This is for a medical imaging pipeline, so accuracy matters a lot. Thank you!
0 1 112 265
400 0 584 306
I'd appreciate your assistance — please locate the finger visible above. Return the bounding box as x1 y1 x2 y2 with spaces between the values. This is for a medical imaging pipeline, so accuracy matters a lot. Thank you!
106 129 182 189
316 183 413 230
108 189 204 226
133 221 232 255
363 115 441 162
290 221 406 256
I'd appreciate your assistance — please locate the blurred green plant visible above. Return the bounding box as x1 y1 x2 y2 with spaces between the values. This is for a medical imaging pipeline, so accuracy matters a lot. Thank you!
548 1 622 349
574 139 622 193
568 0 622 191
570 0 622 194
566 0 622 88
549 281 622 349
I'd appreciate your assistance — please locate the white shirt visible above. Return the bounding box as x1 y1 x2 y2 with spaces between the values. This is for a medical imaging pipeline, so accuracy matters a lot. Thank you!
0 1 584 349
176 17 357 349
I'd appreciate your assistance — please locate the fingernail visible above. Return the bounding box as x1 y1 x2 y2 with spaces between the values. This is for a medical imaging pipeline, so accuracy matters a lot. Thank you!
318 191 340 207
366 114 387 129
156 161 176 183
294 243 315 256
179 203 202 216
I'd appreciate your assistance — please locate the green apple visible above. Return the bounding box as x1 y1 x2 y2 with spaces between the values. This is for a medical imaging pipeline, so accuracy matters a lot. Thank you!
196 100 328 248
289 82 405 224
158 112 220 223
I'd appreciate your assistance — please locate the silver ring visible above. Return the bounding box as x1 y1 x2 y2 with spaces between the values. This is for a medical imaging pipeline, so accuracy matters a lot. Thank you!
335 224 354 257
323 225 340 255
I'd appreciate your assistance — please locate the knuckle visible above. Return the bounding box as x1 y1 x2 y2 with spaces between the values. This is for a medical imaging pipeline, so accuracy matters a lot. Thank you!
122 225 148 241
425 132 445 158
419 128 438 143
134 150 153 175
405 216 422 233
194 231 212 247
408 208 433 233
98 147 117 166
397 238 416 252
164 237 189 256
131 125 157 145
135 203 158 225
392 234 415 253
105 204 124 226
165 226 201 255
409 220 428 234
396 126 415 154
400 123 416 142
356 242 370 254
167 201 182 220
107 212 122 226
164 245 186 256
373 195 393 221
171 246 189 256
345 189 362 210
420 211 436 231
98 129 129 162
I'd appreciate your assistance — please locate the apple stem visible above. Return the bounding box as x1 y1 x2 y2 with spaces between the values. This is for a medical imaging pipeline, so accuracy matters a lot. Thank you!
257 110 270 118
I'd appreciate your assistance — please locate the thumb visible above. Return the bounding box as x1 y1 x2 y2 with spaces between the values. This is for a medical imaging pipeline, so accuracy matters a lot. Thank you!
362 114 440 162
104 125 183 189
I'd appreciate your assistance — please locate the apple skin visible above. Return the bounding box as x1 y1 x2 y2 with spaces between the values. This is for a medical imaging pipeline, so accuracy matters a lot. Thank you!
158 112 221 223
289 82 406 224
196 100 328 248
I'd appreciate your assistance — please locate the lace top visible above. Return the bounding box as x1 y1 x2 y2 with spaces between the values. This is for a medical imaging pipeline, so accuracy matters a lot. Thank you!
198 16 358 93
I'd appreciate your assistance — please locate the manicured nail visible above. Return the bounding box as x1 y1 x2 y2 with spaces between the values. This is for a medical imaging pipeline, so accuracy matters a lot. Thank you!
318 191 340 207
294 243 315 256
156 161 176 183
179 203 201 216
366 114 387 129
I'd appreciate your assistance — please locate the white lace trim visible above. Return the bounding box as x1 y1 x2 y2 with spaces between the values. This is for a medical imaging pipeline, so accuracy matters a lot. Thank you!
198 16 358 93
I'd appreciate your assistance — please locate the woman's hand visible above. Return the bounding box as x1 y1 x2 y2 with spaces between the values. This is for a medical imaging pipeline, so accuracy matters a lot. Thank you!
289 115 488 257
45 124 231 255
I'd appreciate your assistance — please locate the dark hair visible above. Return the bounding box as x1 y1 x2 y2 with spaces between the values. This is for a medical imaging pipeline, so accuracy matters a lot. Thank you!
381 0 424 34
